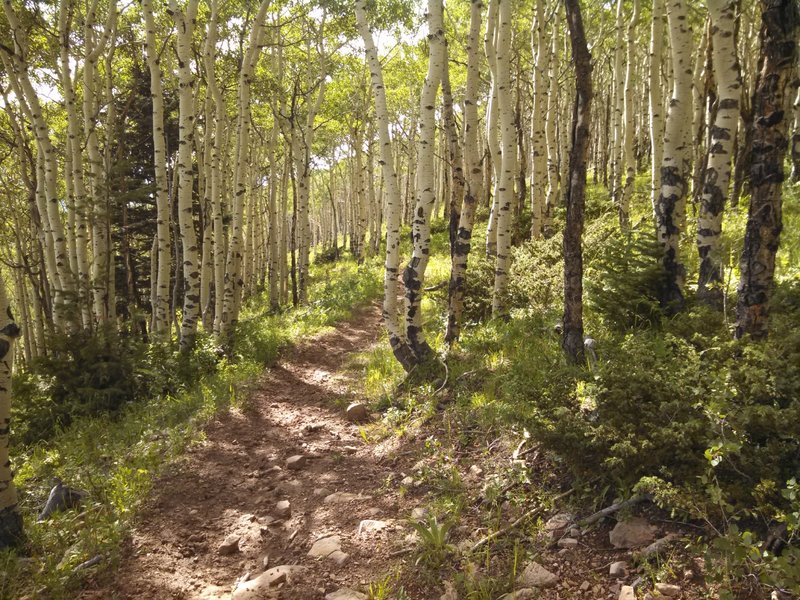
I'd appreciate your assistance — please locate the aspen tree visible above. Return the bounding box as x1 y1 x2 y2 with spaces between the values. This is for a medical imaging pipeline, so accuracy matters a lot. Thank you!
404 0 445 361
735 0 798 340
141 0 173 337
446 0 483 344
219 0 271 342
268 117 281 311
84 0 117 325
485 0 500 258
563 0 592 364
655 0 693 311
697 0 741 304
0 277 22 548
649 0 666 212
57 1 91 328
791 82 800 181
530 0 547 239
544 5 561 228
1 3 77 331
168 0 201 350
619 0 640 229
492 0 515 317
609 0 625 205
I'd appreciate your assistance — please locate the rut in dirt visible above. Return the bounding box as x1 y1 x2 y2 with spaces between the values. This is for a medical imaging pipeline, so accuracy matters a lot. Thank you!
80 303 420 600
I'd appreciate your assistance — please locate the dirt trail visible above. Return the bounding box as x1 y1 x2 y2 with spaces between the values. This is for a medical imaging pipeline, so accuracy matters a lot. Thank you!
80 303 417 600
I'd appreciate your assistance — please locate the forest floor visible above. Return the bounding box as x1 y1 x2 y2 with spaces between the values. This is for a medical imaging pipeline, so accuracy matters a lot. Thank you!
77 302 424 600
75 301 712 600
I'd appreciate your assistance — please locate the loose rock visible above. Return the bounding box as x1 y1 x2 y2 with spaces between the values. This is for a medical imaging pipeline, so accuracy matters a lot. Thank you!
357 519 387 536
609 561 628 577
655 583 681 597
498 590 536 600
275 500 291 518
217 534 240 556
231 565 306 599
543 513 575 540
285 455 307 470
326 589 367 600
308 535 342 559
557 537 578 548
345 402 369 422
516 561 558 589
618 585 636 600
609 517 657 549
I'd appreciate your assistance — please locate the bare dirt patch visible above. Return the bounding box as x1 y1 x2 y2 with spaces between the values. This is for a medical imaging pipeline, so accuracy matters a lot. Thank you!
78 304 424 600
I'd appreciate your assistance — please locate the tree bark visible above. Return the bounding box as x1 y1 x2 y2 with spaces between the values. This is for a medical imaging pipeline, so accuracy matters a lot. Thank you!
735 0 798 340
563 0 592 364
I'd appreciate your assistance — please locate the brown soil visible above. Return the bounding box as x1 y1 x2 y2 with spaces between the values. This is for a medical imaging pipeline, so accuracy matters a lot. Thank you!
79 303 421 600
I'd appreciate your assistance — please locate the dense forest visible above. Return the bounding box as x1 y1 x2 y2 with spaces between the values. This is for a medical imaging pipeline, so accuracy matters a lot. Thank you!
0 0 799 598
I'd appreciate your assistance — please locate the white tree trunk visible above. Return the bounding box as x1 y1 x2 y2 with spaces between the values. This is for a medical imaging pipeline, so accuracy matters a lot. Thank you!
649 0 666 213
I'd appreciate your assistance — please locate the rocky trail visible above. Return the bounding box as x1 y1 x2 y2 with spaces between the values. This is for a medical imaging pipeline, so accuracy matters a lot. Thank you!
80 303 417 600
77 302 710 600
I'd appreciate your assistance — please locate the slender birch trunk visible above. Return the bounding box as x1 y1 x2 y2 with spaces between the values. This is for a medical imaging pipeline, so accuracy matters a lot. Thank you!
530 0 547 239
169 0 201 350
697 0 741 305
142 0 172 337
545 6 561 228
403 0 445 361
735 0 798 340
445 0 483 344
649 0 666 213
0 278 23 549
484 0 500 258
218 0 271 341
655 0 693 311
492 0 515 318
609 0 625 205
355 0 416 369
791 80 800 181
619 0 640 229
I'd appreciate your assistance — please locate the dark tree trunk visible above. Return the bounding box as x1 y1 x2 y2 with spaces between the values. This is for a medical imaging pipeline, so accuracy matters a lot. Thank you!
562 0 592 364
735 0 798 340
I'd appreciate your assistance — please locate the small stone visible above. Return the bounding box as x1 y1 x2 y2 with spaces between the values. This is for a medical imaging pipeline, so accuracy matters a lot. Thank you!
329 550 349 566
308 535 342 559
569 527 581 537
655 583 681 597
323 492 367 504
557 537 578 548
579 581 591 591
275 500 291 518
357 519 387 536
261 555 270 569
469 465 483 477
217 534 240 556
498 590 536 600
231 565 307 599
411 507 428 520
618 585 636 600
285 455 307 470
516 561 558 589
326 589 367 600
364 507 382 517
401 476 414 487
610 561 628 577
345 402 369 422
275 479 303 495
610 517 657 549
313 487 331 497
543 513 575 540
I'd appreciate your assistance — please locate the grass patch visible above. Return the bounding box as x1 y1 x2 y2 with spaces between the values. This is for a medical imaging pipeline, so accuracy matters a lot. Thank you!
2 256 382 599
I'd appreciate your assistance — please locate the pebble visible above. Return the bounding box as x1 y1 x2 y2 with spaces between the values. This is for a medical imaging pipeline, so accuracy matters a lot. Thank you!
217 534 240 556
231 565 306 599
498 590 536 600
400 476 414 487
655 583 681 597
469 465 483 477
326 589 367 600
610 517 657 549
516 561 558 589
323 492 367 504
357 519 387 536
275 500 291 518
543 513 575 540
345 402 369 422
609 560 628 577
557 537 578 548
618 585 636 600
285 455 307 470
411 507 428 521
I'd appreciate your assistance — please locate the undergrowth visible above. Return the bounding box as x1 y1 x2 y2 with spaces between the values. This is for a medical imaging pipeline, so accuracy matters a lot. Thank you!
1 256 382 600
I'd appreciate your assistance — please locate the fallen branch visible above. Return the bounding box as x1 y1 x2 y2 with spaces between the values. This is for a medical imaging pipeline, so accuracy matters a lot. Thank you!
470 487 576 552
579 495 648 527
423 282 447 292
388 546 414 557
